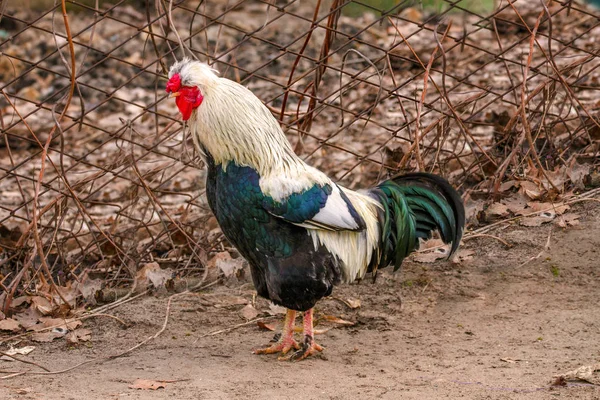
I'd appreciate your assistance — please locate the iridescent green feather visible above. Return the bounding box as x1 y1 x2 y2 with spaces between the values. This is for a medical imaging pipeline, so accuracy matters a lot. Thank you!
369 172 465 273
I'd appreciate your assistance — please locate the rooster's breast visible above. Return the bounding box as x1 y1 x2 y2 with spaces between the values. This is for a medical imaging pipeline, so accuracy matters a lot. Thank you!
204 159 342 311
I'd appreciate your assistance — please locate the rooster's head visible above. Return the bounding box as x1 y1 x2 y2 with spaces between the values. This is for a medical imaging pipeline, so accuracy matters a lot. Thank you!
166 59 219 121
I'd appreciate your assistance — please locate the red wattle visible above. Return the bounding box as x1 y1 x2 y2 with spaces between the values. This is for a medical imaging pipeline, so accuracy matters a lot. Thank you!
176 95 193 120
175 86 204 121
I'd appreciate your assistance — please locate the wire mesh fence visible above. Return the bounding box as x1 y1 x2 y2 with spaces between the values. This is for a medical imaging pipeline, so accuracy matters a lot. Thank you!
0 0 598 314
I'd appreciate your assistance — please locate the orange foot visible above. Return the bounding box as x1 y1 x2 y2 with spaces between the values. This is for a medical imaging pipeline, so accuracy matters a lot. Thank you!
253 335 300 356
282 335 324 361
254 309 299 356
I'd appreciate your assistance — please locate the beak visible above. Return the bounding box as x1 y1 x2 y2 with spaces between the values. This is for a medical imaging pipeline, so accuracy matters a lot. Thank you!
169 92 181 98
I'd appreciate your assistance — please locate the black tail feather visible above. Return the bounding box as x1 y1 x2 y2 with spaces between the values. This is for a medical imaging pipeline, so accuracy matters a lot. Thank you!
369 172 465 272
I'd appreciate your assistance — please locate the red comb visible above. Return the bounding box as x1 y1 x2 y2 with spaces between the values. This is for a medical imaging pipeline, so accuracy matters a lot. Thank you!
166 73 182 93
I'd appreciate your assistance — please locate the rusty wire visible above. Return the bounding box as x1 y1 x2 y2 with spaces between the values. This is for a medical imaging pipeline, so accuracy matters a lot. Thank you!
0 0 598 313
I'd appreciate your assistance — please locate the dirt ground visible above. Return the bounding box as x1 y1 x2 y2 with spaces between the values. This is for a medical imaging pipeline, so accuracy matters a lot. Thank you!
1 202 599 400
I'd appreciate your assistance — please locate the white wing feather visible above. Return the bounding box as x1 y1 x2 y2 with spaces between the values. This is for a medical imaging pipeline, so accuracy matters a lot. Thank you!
309 185 361 231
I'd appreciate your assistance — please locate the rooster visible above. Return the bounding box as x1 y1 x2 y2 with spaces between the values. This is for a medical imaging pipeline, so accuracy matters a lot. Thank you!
166 59 465 360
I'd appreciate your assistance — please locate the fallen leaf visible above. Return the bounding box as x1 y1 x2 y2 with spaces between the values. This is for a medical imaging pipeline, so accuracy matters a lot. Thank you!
519 181 543 200
567 161 590 190
66 328 92 344
216 257 245 278
0 346 35 361
0 318 21 332
527 202 569 215
12 308 43 331
136 262 172 291
76 274 103 302
556 213 580 228
323 315 355 326
503 195 528 215
419 238 445 250
485 202 510 218
413 247 448 263
555 364 600 385
464 199 485 224
38 317 81 331
76 328 92 341
519 213 554 227
30 296 54 316
129 379 168 390
256 321 276 331
344 298 361 309
499 180 516 192
30 329 67 342
239 304 259 320
10 296 30 308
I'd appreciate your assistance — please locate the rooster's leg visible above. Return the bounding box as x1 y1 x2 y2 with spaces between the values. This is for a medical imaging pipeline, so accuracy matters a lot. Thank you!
287 308 323 361
254 308 299 355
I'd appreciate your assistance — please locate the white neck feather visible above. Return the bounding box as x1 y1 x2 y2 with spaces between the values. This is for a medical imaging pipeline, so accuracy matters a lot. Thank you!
185 68 330 200
191 77 299 175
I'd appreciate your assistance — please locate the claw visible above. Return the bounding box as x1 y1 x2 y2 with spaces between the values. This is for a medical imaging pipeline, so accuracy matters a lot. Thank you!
254 338 300 355
281 334 323 361
253 307 325 360
254 308 299 356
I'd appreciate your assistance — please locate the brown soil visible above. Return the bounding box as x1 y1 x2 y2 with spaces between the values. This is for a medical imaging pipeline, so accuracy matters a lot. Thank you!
1 203 599 400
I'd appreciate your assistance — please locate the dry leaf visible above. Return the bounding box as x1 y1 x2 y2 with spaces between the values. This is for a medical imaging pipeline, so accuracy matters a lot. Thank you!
136 262 172 291
323 315 355 326
12 308 43 331
129 379 169 390
76 328 92 341
485 202 510 218
344 298 361 309
464 199 485 224
31 329 67 342
76 274 103 302
503 196 528 215
30 296 53 316
527 202 569 215
10 296 30 308
11 388 31 395
556 213 580 228
215 253 245 278
520 214 554 227
39 317 82 331
555 364 600 385
419 238 445 250
413 248 448 263
0 318 21 332
567 161 590 190
499 180 517 192
1 346 36 361
239 304 259 320
256 321 276 331
66 329 92 345
519 181 543 200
